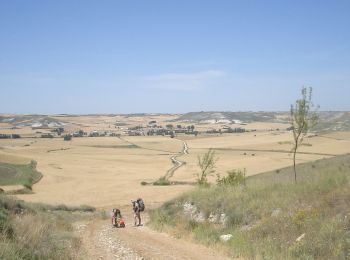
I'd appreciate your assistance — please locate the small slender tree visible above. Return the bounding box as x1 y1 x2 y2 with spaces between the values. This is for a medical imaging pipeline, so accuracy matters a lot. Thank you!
197 149 217 186
290 87 319 183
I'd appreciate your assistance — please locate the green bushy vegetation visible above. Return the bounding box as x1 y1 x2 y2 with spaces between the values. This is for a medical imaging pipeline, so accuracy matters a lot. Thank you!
149 154 350 259
197 149 217 186
0 195 95 259
64 134 72 141
153 176 171 186
0 160 42 189
216 169 246 186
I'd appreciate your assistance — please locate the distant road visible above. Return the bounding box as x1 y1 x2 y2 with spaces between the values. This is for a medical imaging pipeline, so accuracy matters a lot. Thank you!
164 140 189 180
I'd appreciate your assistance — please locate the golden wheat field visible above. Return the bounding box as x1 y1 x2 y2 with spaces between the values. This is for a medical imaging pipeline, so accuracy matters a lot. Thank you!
1 115 350 209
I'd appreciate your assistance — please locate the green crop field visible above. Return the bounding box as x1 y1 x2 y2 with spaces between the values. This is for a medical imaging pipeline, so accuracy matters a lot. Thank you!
0 161 42 187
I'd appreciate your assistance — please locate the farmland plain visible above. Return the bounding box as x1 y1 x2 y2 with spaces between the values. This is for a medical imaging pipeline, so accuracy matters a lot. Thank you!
0 114 350 210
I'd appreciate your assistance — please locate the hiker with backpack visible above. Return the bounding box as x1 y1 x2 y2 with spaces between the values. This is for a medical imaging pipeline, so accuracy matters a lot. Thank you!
111 208 125 228
111 208 121 225
132 198 145 226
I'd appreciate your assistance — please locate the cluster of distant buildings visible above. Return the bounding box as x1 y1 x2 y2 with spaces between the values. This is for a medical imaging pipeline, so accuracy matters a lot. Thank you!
0 134 21 139
124 122 197 137
49 128 120 139
206 127 246 134
0 118 293 141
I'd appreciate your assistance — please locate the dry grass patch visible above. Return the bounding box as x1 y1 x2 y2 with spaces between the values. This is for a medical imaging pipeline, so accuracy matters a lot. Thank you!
150 154 350 259
0 195 95 259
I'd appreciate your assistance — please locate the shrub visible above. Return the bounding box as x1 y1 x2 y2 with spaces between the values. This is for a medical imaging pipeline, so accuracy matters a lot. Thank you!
100 210 109 220
30 160 37 169
64 135 72 141
217 169 246 186
153 177 170 186
23 181 32 191
0 207 9 233
197 149 217 186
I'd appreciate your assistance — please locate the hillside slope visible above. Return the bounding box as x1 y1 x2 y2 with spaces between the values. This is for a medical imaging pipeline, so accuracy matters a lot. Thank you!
150 154 350 259
172 111 350 131
0 195 95 259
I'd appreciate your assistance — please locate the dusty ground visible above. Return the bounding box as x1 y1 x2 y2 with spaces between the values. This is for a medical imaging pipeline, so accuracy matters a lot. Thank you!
77 209 230 260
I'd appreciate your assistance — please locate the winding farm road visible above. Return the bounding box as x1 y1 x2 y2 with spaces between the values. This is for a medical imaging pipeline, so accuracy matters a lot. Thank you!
117 136 190 182
164 140 189 180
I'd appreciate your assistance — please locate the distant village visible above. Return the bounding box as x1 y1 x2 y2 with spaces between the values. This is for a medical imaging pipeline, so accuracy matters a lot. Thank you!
60 120 249 140
0 119 288 140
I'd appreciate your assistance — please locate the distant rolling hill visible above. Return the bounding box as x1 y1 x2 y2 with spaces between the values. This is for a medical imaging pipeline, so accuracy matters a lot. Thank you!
0 115 67 128
172 111 350 132
172 111 285 123
1 111 350 132
316 111 350 132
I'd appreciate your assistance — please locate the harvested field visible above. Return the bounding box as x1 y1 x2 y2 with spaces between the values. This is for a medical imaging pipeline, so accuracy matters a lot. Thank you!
0 115 349 211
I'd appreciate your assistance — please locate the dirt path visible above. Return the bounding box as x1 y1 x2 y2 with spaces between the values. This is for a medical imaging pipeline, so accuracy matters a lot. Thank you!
74 139 229 260
118 136 190 184
77 209 230 260
164 140 188 180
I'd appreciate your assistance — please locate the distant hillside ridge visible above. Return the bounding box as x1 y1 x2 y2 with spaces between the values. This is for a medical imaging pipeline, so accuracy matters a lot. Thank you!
172 111 286 123
316 111 350 131
0 115 67 128
1 111 350 131
172 111 350 130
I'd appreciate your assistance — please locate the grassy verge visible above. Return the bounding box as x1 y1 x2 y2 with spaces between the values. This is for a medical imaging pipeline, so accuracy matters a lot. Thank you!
0 195 95 259
149 154 350 259
153 176 171 186
85 144 140 149
0 160 42 191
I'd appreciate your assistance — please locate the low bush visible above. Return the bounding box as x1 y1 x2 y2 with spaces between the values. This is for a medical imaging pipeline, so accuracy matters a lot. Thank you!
153 177 170 186
216 169 246 186
64 135 72 141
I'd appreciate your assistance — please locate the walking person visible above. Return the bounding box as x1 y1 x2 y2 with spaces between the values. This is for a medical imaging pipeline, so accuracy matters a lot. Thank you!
132 199 143 226
111 208 122 227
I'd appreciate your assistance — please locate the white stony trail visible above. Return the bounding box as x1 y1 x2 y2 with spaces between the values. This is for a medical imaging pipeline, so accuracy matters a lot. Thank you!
77 209 231 260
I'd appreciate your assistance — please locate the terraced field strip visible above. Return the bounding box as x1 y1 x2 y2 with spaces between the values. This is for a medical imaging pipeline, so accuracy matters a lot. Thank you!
117 136 173 154
318 134 350 141
191 147 337 157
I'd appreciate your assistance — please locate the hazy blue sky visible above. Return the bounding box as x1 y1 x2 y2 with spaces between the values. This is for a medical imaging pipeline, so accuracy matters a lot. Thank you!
1 1 349 114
